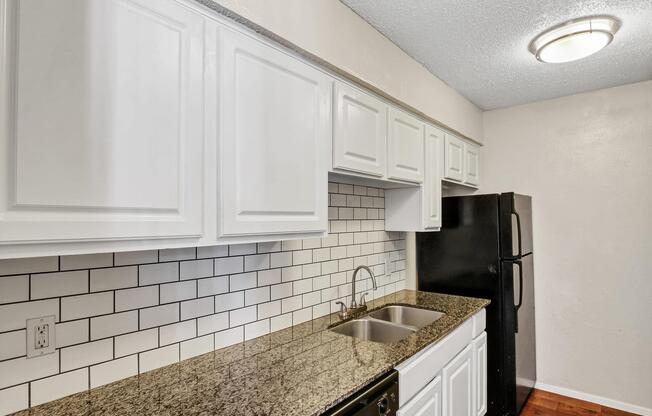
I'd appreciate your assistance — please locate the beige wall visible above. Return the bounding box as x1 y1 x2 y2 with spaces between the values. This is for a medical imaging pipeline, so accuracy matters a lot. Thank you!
482 80 652 412
210 0 483 142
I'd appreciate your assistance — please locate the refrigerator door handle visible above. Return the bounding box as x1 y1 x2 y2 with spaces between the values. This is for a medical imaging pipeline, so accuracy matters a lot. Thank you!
514 260 523 333
512 211 523 258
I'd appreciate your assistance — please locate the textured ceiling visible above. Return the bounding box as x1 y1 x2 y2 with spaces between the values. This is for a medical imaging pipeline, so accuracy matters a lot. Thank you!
340 0 652 110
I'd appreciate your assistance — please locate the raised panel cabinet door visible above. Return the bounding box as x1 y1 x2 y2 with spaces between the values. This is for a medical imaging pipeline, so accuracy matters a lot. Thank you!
464 142 480 186
0 0 205 243
423 126 443 229
333 82 387 177
444 134 464 182
398 375 442 416
217 27 331 236
388 107 425 183
473 332 488 416
442 344 473 416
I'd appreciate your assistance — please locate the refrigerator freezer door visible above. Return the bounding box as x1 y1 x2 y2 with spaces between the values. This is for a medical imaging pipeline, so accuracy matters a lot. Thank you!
514 254 536 413
500 193 533 258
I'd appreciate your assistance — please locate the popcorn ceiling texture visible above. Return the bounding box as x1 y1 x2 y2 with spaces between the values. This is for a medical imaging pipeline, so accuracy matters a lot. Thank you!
0 182 406 415
341 0 652 110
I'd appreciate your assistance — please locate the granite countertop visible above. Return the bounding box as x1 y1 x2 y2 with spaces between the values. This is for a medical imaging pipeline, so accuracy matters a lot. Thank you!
15 290 489 416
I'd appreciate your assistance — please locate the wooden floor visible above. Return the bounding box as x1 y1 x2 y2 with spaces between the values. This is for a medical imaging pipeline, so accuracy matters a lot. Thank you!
521 389 639 416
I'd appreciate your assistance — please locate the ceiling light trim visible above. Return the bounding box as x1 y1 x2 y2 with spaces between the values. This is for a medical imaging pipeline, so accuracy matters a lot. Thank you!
528 16 621 63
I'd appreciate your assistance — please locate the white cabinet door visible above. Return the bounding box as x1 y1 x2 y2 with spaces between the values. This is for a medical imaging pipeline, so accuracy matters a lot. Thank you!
444 134 464 182
442 344 473 416
0 0 205 244
388 108 424 183
423 126 443 229
216 27 330 237
473 332 488 416
398 375 442 416
464 142 480 186
332 82 387 177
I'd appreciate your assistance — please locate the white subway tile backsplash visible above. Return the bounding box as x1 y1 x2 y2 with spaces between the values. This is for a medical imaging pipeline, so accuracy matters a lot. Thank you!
90 355 138 389
214 327 243 349
61 292 113 321
181 297 214 320
257 269 281 286
140 304 179 330
115 329 158 358
159 320 196 346
139 344 179 373
91 311 138 340
180 259 213 280
56 319 89 348
139 262 178 286
197 276 229 297
197 312 228 336
30 368 88 406
160 281 196 304
180 335 213 360
0 353 59 389
244 319 269 340
0 182 406 410
90 266 137 292
60 253 113 271
114 250 158 266
214 256 243 276
115 286 158 312
215 292 244 313
229 272 256 291
159 248 195 262
0 330 26 361
0 383 28 415
31 270 88 300
61 339 112 372
0 299 59 332
0 275 28 305
244 254 270 272
0 256 58 276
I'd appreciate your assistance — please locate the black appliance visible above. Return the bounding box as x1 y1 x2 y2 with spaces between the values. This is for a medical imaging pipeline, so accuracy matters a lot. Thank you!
417 193 536 416
325 370 399 416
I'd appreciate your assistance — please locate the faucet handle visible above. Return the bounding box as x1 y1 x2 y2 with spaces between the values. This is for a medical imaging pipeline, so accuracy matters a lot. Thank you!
335 301 348 319
359 292 370 307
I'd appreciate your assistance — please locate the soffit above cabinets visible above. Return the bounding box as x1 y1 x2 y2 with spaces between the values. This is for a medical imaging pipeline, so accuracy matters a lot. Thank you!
340 0 652 110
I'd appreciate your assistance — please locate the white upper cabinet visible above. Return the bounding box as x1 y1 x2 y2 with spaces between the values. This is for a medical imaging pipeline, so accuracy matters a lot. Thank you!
0 0 205 246
444 133 465 182
388 107 425 183
332 82 387 177
464 142 480 186
424 126 444 229
214 26 331 237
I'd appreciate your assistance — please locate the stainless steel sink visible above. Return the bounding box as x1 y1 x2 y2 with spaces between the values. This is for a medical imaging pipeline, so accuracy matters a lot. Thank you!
329 318 416 343
368 305 444 329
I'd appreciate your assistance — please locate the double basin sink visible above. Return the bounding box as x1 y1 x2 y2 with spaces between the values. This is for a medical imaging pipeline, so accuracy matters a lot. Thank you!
330 305 444 344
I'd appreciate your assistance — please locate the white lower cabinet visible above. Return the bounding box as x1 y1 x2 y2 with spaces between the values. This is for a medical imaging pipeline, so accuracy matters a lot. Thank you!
397 375 441 416
397 310 487 416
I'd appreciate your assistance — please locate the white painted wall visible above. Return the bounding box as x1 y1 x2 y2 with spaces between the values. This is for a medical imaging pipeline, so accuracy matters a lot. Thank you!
209 0 483 142
482 80 652 412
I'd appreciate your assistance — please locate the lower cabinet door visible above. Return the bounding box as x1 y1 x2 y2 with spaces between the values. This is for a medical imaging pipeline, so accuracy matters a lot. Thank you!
442 344 473 416
398 375 442 416
473 332 488 416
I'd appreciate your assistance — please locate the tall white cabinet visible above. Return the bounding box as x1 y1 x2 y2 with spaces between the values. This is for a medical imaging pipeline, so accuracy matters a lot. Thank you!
0 0 206 246
213 25 330 238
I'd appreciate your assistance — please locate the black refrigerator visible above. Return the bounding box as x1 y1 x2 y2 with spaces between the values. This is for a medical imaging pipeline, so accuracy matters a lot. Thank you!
417 193 536 416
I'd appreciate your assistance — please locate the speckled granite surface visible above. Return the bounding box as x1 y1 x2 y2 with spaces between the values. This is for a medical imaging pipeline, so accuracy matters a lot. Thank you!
14 290 489 416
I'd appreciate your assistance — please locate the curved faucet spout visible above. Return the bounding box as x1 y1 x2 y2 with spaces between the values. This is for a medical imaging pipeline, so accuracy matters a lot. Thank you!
351 265 377 310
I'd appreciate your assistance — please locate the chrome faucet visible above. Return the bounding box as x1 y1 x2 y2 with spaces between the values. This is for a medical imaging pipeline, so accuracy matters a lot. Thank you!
336 265 378 320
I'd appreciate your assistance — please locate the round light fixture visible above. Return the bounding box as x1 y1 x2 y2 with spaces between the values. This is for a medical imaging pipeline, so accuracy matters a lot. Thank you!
529 16 620 63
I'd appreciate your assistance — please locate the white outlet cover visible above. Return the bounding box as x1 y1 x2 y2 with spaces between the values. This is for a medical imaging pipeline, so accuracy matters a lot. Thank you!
26 315 56 358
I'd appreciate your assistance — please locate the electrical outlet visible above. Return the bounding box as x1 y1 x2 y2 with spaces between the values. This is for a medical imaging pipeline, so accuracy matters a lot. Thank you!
26 315 56 358
385 257 393 274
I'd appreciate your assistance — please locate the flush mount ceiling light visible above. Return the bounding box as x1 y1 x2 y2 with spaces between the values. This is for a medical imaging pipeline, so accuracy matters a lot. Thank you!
529 16 620 63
